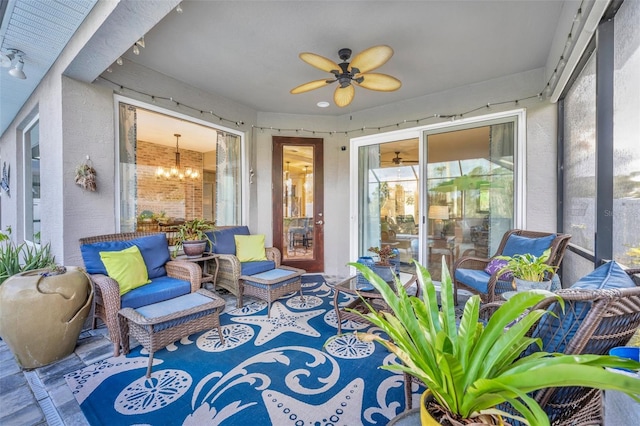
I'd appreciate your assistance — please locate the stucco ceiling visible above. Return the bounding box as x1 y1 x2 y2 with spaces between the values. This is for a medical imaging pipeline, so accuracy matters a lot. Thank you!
125 0 568 116
1 0 582 139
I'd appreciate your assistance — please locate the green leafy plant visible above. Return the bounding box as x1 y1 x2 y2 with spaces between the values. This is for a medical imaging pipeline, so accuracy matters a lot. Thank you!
368 245 396 266
0 228 56 284
176 218 215 242
137 210 155 221
496 248 557 282
350 258 640 425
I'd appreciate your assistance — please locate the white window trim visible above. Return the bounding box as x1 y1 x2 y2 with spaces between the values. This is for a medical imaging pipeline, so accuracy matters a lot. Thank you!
113 95 248 228
349 109 527 267
22 114 39 244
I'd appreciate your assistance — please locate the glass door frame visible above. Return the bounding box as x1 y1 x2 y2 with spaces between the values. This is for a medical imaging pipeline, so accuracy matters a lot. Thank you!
349 109 527 270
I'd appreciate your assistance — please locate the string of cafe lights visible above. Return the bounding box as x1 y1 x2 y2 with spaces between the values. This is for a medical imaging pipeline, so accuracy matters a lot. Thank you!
99 2 585 137
98 75 542 137
541 0 585 99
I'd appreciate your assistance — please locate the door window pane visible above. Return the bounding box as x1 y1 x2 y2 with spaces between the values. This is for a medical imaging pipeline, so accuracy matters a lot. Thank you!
613 0 640 267
563 52 596 252
426 122 514 278
282 145 315 261
359 140 420 271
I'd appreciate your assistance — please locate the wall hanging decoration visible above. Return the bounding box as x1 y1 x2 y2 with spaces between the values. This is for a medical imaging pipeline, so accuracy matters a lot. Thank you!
75 157 97 191
1 161 9 196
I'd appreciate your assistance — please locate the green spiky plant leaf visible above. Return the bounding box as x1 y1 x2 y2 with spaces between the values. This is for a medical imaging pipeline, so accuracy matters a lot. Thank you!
349 257 640 425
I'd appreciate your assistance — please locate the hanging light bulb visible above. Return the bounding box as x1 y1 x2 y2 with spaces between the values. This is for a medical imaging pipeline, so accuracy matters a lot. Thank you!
132 44 140 55
176 3 183 13
116 57 123 66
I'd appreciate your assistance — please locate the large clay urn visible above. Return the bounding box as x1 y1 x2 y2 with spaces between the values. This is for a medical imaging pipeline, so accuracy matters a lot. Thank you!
0 266 93 369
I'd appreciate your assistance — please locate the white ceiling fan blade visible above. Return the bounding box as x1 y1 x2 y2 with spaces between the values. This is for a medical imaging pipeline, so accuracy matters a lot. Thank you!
291 79 332 94
349 45 393 74
356 73 402 92
334 84 355 107
299 52 340 73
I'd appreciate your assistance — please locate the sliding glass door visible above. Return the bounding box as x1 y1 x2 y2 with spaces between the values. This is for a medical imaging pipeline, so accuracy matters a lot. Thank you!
354 112 521 281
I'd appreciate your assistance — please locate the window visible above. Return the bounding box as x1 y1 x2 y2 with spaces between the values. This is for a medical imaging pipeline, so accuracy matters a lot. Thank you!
561 0 640 277
23 117 40 242
117 100 244 235
612 0 640 268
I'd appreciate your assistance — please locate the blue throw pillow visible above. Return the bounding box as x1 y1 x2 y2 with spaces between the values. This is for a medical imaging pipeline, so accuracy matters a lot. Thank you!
80 233 170 278
130 234 170 279
529 261 636 354
502 234 556 258
209 226 250 255
81 240 130 274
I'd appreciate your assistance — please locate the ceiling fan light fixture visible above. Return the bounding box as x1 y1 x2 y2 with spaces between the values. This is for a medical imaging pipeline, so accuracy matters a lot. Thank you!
292 45 400 107
316 101 330 108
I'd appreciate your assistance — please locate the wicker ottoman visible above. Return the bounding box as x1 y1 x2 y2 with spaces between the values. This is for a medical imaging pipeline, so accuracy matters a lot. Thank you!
118 289 225 377
239 266 306 317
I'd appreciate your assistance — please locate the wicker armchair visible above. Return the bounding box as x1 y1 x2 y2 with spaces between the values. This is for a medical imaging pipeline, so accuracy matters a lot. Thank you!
215 247 281 303
453 229 572 303
79 232 202 356
405 267 640 426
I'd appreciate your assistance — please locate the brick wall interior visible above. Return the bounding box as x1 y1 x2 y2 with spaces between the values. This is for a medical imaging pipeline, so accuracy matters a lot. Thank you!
136 140 204 220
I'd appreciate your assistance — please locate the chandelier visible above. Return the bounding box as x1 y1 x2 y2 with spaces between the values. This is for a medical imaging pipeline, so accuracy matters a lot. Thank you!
155 133 199 180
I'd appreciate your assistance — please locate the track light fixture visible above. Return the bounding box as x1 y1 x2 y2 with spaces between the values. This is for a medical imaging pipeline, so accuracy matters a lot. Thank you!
1 49 27 79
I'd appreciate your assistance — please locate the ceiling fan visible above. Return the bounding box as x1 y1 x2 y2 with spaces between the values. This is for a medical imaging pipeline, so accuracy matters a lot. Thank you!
386 151 419 165
290 45 401 107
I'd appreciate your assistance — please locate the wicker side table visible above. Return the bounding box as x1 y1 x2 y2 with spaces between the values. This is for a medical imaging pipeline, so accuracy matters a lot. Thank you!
118 289 225 377
239 266 306 316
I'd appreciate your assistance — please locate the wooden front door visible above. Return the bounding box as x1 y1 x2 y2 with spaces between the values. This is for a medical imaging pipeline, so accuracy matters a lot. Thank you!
273 136 324 272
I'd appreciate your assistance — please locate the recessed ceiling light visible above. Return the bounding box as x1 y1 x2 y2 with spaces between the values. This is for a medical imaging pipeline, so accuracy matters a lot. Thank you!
317 101 330 108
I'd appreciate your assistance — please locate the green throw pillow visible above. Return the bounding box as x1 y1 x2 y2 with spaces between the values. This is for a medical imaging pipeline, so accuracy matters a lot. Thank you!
235 234 267 262
100 245 151 295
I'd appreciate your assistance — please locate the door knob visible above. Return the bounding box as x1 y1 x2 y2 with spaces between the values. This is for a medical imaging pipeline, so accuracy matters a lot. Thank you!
315 220 324 225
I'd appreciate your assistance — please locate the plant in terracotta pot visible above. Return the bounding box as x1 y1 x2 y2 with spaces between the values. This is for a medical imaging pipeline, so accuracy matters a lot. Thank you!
350 258 640 425
175 218 215 258
496 248 557 292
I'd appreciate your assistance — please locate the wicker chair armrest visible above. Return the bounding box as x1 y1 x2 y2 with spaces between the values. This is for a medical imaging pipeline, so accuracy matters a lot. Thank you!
216 254 242 277
453 255 490 271
478 301 505 320
90 273 121 310
266 247 282 267
165 260 202 293
118 289 225 326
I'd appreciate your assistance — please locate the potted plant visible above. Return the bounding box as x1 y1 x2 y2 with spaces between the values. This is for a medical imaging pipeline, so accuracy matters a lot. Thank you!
367 245 398 283
350 258 640 425
175 218 215 258
496 248 557 292
0 227 93 368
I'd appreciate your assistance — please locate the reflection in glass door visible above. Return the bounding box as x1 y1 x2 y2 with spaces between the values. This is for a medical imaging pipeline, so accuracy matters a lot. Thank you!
425 122 514 279
358 139 420 273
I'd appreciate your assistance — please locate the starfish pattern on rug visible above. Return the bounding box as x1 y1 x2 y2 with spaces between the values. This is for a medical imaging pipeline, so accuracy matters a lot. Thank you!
231 301 325 346
261 378 365 426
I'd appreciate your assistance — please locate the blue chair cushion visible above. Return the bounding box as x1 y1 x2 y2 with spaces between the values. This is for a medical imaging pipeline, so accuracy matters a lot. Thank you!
455 268 491 294
207 226 250 255
80 234 170 279
241 260 276 276
121 276 191 310
134 292 218 332
502 234 556 258
530 261 636 354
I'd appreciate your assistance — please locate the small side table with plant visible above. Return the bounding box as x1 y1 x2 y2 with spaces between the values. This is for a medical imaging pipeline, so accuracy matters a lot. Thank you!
174 218 215 259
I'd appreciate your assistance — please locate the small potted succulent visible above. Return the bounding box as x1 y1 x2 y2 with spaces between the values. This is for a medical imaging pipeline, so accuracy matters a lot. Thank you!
175 218 215 258
496 248 557 292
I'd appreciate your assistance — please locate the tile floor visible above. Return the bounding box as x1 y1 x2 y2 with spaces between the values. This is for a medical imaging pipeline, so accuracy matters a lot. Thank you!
0 276 638 425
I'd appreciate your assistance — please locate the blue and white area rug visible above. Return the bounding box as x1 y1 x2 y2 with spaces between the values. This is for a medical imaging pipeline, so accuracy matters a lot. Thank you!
65 277 416 425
